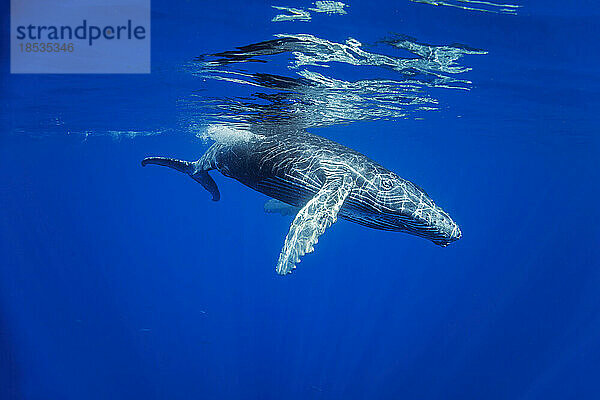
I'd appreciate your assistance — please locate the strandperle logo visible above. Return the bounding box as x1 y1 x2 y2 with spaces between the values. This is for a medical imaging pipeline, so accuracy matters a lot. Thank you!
11 0 150 74
15 20 147 46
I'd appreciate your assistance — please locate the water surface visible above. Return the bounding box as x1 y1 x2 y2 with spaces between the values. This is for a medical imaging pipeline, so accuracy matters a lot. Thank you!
1 1 599 399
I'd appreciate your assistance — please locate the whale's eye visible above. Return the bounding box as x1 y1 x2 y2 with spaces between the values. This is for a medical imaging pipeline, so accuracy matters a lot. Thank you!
380 177 394 190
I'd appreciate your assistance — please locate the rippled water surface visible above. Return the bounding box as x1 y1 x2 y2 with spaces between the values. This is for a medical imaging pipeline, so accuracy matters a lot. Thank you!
1 1 599 400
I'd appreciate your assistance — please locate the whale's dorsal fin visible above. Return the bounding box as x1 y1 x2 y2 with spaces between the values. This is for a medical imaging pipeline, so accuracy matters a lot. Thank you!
276 174 354 275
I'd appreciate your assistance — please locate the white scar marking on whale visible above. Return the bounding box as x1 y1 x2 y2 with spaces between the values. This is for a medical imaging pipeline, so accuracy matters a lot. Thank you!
199 125 261 144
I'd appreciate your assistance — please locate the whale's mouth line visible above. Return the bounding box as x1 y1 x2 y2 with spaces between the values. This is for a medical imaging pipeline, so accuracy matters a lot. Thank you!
342 210 461 245
386 212 462 245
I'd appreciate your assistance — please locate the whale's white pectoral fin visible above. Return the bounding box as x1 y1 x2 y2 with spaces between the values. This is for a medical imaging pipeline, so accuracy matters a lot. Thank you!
264 199 299 216
276 174 354 275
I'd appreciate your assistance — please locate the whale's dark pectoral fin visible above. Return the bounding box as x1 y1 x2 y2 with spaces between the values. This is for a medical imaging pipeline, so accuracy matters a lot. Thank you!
141 156 220 201
276 174 354 275
191 170 220 201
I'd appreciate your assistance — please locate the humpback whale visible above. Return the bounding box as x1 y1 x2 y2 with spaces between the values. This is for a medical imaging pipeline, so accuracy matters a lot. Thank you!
142 129 461 274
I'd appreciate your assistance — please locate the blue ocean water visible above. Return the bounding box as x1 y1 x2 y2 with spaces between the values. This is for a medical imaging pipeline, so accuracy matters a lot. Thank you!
1 1 599 399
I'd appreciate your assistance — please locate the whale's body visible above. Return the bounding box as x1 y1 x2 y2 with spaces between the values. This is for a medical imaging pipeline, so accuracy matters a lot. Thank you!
143 130 461 274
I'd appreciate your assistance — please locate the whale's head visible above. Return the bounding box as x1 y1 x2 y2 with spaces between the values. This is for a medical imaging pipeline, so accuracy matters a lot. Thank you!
359 172 462 246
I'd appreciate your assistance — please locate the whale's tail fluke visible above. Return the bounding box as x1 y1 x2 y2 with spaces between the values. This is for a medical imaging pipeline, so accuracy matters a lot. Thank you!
141 157 193 173
142 156 221 201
